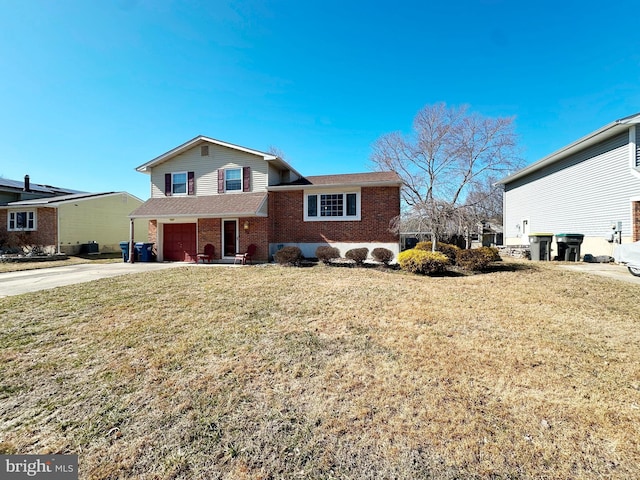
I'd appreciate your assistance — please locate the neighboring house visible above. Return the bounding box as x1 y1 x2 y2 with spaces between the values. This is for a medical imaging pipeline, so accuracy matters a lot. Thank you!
0 176 144 254
0 175 82 204
129 136 401 262
498 113 640 258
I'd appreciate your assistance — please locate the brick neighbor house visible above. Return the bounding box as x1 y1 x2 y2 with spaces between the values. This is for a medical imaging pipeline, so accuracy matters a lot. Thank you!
0 176 143 254
129 136 401 262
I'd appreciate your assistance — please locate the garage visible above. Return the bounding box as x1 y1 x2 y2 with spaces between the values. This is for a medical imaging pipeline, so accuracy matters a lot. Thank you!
163 223 196 262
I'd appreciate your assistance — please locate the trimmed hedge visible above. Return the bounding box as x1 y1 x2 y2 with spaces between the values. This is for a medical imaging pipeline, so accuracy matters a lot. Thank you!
345 247 369 265
398 249 450 275
315 246 341 264
456 247 501 271
274 246 303 266
371 247 394 265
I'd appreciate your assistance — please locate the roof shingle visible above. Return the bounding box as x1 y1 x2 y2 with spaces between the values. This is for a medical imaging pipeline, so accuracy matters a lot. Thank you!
130 193 268 218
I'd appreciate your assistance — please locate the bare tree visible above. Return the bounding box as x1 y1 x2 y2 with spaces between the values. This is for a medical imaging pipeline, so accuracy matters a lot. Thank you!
267 146 288 160
371 103 521 249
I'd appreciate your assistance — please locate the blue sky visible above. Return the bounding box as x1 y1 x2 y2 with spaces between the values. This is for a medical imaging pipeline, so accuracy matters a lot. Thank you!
1 0 639 201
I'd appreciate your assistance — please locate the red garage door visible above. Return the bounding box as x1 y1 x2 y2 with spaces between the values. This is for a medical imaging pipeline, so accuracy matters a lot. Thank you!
163 223 196 262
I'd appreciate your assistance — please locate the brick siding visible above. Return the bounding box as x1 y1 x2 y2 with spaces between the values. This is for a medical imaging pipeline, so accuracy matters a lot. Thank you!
3 207 57 249
634 201 640 241
268 186 400 244
237 216 269 261
197 218 221 260
148 220 157 244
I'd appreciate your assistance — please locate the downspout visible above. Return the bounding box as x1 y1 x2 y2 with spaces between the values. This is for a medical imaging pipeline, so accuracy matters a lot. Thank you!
128 217 135 264
56 206 61 254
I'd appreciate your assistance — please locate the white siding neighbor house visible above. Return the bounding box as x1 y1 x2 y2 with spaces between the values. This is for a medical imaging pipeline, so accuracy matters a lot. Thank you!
498 113 640 259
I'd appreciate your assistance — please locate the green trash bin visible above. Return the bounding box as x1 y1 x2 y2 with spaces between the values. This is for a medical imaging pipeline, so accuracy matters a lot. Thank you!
556 233 584 262
529 233 553 261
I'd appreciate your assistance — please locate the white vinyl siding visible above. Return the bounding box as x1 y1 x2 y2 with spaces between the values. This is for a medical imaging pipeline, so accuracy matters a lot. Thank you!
150 143 269 197
504 131 640 241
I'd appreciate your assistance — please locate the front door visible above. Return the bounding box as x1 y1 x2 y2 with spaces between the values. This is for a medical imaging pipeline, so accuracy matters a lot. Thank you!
223 220 237 257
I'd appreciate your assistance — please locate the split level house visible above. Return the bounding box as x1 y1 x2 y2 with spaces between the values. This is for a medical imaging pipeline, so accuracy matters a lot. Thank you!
129 136 402 262
0 175 143 254
498 113 640 258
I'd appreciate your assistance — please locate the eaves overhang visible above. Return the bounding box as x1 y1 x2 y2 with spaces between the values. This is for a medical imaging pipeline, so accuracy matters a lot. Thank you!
135 135 302 178
268 180 402 191
497 113 640 185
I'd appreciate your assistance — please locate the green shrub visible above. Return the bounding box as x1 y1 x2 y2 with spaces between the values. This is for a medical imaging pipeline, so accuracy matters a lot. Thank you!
274 246 303 266
456 248 495 271
398 249 450 275
315 246 341 264
414 241 460 264
345 247 369 265
371 247 394 264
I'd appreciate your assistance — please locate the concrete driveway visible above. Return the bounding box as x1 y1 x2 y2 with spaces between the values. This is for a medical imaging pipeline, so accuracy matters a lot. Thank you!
0 262 188 298
559 261 640 285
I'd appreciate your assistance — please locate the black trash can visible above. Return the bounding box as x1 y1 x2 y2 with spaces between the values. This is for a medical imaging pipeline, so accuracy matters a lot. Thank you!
528 233 553 261
556 233 584 261
135 242 156 262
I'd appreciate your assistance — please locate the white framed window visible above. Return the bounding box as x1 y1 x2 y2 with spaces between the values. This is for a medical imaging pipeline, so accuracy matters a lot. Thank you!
8 210 36 231
304 191 360 221
172 172 187 195
225 168 242 191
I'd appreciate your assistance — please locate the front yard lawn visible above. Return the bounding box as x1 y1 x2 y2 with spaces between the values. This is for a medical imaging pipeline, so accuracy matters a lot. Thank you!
1 262 639 479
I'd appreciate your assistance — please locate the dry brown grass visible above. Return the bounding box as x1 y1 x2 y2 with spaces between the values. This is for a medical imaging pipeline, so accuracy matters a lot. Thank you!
0 254 122 273
1 260 640 479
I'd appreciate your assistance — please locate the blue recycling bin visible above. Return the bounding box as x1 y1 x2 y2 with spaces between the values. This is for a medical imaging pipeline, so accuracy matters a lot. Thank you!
119 241 137 262
134 242 156 262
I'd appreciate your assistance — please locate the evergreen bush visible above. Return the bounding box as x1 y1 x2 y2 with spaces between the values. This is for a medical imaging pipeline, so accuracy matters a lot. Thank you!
398 249 449 275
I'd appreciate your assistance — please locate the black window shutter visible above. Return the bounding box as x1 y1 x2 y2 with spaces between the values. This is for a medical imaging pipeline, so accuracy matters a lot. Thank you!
217 169 224 193
243 166 251 192
188 171 195 195
165 173 172 196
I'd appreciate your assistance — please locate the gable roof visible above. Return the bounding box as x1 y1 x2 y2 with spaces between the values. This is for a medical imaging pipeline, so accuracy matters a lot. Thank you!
498 112 640 185
268 171 402 190
129 192 268 219
2 192 140 208
135 135 302 177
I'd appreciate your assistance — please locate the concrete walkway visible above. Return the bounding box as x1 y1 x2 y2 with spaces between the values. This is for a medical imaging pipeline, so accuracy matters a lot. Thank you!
0 262 189 298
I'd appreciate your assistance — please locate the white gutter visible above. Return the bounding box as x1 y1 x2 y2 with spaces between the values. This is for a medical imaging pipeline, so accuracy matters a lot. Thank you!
268 180 402 191
498 113 640 185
